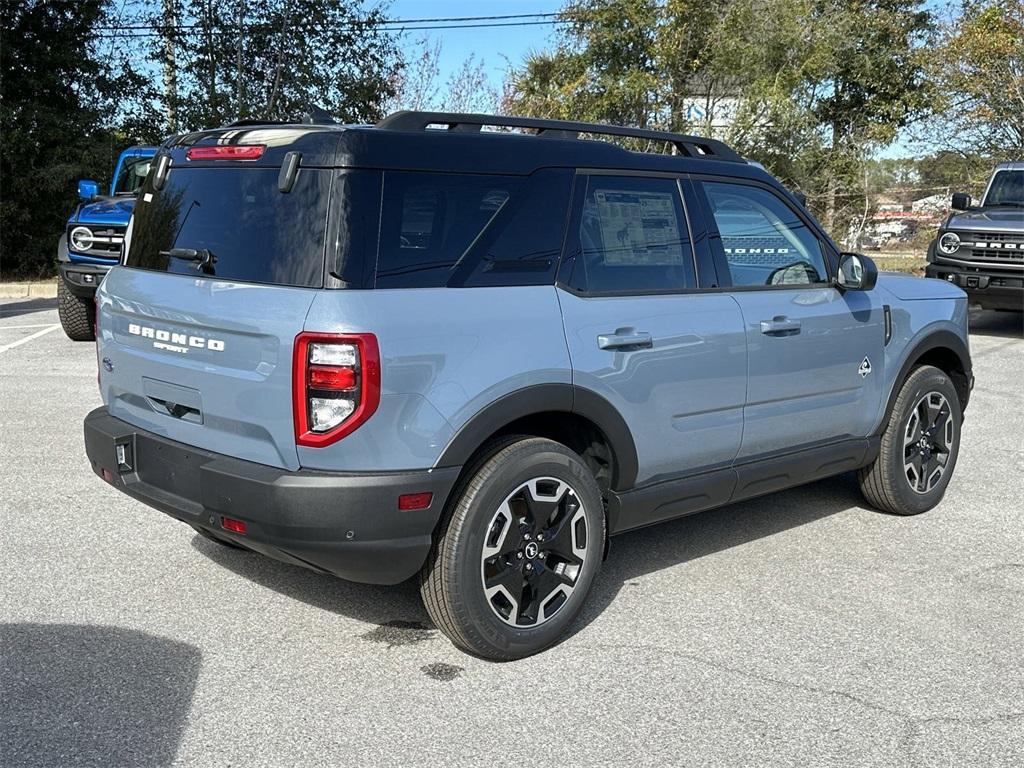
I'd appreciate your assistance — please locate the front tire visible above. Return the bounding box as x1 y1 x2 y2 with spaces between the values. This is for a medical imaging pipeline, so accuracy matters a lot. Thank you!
858 365 962 515
420 437 605 660
57 279 95 341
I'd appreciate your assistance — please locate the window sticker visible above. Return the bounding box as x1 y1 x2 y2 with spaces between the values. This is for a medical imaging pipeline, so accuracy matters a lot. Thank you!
593 190 683 266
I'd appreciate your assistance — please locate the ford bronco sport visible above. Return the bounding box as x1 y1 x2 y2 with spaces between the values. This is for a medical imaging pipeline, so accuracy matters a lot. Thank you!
58 146 158 340
926 161 1024 312
84 112 973 660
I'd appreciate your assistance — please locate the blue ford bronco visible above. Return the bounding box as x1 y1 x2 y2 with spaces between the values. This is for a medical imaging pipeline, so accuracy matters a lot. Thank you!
84 113 973 659
57 146 158 340
926 161 1023 312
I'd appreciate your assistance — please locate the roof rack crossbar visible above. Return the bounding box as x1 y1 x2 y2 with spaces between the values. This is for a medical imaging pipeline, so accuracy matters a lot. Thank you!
375 111 744 162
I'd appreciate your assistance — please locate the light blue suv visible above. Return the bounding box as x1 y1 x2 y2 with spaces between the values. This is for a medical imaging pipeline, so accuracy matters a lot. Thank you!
84 112 973 659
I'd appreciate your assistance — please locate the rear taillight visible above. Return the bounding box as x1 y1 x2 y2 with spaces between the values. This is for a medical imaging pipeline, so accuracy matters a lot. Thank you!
186 145 265 161
293 332 380 448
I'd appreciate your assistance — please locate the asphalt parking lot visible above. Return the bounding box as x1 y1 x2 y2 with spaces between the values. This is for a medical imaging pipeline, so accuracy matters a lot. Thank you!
1 298 1022 768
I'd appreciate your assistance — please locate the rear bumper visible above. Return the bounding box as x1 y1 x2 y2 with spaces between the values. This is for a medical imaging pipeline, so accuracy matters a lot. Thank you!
84 407 460 585
60 262 112 297
926 262 1023 311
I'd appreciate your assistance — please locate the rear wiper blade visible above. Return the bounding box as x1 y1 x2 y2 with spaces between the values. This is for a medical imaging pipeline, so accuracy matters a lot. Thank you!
160 247 217 273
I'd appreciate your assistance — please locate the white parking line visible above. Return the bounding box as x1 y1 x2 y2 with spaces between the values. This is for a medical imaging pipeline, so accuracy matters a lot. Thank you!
0 324 61 353
0 323 59 330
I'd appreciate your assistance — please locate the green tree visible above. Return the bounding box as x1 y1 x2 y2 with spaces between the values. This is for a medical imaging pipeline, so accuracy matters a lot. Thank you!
506 0 935 241
146 0 404 131
926 0 1024 157
0 0 158 279
505 0 663 129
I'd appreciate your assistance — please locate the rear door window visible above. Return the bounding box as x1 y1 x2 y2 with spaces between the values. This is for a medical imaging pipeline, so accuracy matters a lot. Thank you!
567 175 696 294
125 167 332 288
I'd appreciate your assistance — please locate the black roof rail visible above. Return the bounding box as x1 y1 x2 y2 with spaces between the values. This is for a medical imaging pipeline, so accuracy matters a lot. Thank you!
375 111 745 163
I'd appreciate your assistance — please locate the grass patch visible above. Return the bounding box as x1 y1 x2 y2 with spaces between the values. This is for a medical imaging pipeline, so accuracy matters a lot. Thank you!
870 253 926 275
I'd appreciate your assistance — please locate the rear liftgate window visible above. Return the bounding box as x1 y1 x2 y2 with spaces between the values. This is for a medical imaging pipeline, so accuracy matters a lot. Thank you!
375 169 571 289
125 167 332 288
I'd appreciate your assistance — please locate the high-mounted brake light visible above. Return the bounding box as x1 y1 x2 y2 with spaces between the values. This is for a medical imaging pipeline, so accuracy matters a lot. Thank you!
186 145 265 161
293 332 380 448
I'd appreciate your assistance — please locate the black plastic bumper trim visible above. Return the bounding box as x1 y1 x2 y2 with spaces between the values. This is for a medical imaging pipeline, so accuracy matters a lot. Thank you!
60 262 113 297
925 264 1023 311
84 407 461 585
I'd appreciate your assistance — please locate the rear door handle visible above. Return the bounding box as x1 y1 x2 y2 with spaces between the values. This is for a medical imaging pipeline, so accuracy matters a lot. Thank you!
759 316 802 336
598 330 653 350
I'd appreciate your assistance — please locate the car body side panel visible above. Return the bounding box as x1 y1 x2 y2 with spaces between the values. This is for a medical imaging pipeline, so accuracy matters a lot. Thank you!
557 289 747 486
299 286 571 472
731 286 886 458
872 277 970 434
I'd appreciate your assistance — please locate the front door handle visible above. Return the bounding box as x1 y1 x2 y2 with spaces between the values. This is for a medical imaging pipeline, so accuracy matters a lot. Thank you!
760 316 802 336
598 330 653 350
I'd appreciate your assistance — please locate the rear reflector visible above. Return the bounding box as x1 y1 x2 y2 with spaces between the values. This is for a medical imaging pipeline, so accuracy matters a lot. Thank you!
186 145 265 161
220 516 247 534
398 492 433 511
101 468 114 484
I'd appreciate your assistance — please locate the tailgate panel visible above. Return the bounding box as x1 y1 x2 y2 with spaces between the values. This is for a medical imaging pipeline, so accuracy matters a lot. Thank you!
98 268 316 470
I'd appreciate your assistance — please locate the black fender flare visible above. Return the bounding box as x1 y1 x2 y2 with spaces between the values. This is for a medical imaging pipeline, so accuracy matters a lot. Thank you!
435 383 639 491
875 329 972 436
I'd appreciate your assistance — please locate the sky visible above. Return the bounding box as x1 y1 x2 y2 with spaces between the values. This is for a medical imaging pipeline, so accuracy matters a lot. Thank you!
386 0 565 93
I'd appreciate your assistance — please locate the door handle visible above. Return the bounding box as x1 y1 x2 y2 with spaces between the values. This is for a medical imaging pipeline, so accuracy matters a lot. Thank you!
598 330 653 350
759 316 802 336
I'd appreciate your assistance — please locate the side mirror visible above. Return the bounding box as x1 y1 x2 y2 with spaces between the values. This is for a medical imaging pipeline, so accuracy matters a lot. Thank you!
836 252 878 292
78 179 100 200
951 192 971 210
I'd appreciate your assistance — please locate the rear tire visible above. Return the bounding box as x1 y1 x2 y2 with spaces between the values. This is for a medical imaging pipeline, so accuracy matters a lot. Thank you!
420 437 605 660
858 365 962 515
57 280 95 341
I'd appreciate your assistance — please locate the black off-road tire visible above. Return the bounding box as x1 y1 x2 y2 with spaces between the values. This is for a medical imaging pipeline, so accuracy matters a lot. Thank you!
420 437 605 661
858 365 962 515
57 280 95 341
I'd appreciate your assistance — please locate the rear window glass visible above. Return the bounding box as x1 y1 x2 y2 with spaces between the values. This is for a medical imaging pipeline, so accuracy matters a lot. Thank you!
376 172 525 289
125 167 331 288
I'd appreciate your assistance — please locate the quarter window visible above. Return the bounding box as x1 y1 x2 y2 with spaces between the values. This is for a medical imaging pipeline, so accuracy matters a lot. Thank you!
571 176 695 293
701 181 828 287
376 172 523 289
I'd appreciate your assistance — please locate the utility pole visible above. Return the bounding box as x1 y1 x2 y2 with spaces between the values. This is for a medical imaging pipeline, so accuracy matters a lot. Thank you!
236 0 245 119
162 0 179 133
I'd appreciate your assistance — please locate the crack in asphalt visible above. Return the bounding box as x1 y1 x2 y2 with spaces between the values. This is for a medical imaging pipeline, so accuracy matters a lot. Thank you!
579 640 1023 766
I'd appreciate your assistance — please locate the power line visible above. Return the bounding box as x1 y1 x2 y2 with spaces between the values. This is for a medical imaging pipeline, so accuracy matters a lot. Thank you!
92 19 568 39
92 11 565 33
93 12 563 32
